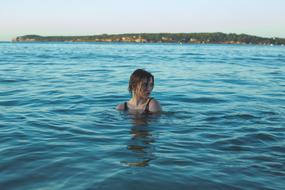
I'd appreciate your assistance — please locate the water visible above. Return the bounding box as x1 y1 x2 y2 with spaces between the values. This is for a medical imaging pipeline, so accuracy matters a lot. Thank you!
0 42 284 190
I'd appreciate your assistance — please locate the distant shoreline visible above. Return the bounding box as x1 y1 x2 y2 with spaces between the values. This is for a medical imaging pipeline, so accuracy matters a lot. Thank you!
12 32 285 45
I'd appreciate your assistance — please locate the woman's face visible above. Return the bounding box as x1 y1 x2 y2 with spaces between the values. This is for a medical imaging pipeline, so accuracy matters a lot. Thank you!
135 77 154 98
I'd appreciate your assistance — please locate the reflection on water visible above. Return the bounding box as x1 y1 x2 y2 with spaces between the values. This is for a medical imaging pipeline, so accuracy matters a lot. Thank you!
122 114 157 167
130 113 156 126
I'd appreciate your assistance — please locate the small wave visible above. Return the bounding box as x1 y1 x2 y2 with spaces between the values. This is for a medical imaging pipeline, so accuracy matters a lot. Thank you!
211 131 279 152
210 136 255 152
86 69 113 72
249 57 264 61
0 78 30 83
223 113 259 120
0 100 20 106
220 144 252 151
245 132 278 142
266 71 282 75
219 79 252 85
180 52 205 56
0 79 19 83
270 145 285 154
259 111 278 116
36 54 55 59
179 97 227 104
0 89 25 96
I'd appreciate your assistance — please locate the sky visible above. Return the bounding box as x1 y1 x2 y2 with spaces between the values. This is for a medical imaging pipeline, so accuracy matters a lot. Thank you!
1 0 285 41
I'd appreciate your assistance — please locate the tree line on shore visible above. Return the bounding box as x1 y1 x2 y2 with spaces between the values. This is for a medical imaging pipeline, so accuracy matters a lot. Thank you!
13 32 285 45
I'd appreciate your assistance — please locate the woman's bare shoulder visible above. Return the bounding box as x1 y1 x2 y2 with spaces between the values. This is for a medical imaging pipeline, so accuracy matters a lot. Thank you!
149 98 162 113
116 103 125 110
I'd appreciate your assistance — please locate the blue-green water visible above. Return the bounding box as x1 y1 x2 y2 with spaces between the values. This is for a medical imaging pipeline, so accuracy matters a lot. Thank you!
0 42 284 190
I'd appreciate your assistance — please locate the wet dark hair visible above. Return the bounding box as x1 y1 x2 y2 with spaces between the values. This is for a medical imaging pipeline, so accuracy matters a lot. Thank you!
128 69 154 96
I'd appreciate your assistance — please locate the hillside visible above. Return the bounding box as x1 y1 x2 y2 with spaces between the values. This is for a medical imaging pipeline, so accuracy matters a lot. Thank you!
12 33 285 45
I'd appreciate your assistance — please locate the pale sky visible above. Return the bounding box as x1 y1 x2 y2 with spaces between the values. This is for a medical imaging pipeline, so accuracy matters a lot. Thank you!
1 0 285 41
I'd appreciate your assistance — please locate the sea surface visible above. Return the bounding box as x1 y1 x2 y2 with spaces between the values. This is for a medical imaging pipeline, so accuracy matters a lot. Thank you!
0 42 284 190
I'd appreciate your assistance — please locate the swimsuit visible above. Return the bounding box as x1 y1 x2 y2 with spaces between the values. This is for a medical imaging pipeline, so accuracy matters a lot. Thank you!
124 98 153 113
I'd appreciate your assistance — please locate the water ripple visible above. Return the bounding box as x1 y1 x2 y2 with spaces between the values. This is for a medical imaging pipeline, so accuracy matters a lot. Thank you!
0 42 284 190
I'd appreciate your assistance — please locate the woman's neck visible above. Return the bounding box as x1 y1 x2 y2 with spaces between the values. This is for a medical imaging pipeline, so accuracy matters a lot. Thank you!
130 96 148 106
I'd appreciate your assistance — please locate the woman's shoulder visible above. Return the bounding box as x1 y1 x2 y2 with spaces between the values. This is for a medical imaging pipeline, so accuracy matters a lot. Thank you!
148 98 162 113
116 102 126 110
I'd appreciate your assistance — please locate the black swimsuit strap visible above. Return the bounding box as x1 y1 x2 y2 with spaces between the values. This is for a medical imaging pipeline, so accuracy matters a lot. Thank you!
144 98 153 113
124 98 153 112
124 102 128 111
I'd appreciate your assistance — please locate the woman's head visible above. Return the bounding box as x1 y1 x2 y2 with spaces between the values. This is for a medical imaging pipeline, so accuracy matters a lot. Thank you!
129 69 154 98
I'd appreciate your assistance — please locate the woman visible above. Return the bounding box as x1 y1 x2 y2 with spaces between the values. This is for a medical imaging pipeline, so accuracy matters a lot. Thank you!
116 69 162 114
